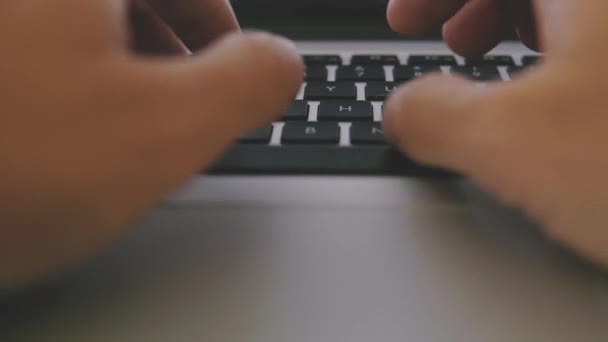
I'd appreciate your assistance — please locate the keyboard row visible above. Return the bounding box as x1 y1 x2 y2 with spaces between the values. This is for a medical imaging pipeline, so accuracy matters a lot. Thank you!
305 65 532 82
304 54 541 66
242 122 386 145
217 122 454 176
284 101 378 120
304 83 397 101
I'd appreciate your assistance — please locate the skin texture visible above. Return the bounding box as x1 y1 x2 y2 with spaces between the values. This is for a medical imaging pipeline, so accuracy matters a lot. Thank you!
129 1 189 55
384 0 608 267
2 0 607 290
387 0 539 55
0 0 303 289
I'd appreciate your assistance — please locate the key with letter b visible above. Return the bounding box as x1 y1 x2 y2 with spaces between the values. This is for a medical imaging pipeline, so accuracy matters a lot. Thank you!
282 123 340 144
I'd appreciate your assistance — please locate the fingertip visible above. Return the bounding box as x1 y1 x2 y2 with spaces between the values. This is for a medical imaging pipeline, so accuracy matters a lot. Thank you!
442 20 500 59
442 22 475 58
242 32 302 65
382 73 446 147
387 0 467 36
202 31 304 110
125 30 305 145
441 0 512 59
194 31 304 132
231 32 304 92
386 0 417 35
382 73 492 168
235 32 304 122
216 31 303 71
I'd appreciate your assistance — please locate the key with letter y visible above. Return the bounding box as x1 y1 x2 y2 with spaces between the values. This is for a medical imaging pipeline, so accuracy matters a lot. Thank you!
305 82 357 100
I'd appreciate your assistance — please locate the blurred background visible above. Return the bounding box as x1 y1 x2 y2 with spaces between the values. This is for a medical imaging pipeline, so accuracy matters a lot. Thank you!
230 0 409 40
229 0 523 41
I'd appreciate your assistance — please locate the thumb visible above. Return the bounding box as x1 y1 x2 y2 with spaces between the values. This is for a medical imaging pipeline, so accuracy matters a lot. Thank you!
126 32 303 161
383 74 508 175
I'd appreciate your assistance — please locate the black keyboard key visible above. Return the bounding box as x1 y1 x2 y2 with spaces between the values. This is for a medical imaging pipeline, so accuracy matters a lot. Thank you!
393 65 441 82
351 123 387 145
304 55 342 65
466 55 514 66
282 122 340 144
240 127 273 144
408 55 457 66
351 55 400 65
451 66 501 81
522 55 541 65
305 82 357 100
507 66 523 77
208 145 453 177
284 101 309 120
305 66 327 81
318 101 373 121
507 66 527 78
336 65 386 81
366 82 399 100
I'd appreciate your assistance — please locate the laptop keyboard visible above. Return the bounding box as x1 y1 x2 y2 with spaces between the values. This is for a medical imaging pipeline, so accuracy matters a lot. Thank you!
208 53 539 176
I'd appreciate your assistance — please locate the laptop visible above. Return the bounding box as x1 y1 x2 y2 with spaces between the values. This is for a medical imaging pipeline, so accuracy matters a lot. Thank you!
2 1 607 341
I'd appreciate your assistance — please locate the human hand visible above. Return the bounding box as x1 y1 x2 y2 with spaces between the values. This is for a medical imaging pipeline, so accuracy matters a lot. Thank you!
387 0 540 57
385 0 608 266
0 0 302 288
128 0 237 55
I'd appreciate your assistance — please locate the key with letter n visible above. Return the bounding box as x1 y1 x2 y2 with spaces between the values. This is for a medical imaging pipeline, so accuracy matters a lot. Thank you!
351 123 387 145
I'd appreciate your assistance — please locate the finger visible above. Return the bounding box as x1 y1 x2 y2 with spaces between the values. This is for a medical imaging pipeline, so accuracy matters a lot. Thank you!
517 12 541 52
124 32 304 168
387 0 467 35
442 0 515 57
145 0 239 51
382 73 506 174
508 0 540 51
531 0 608 56
129 0 188 55
88 32 303 244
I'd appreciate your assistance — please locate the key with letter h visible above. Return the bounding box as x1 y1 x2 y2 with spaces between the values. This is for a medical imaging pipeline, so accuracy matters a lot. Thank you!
318 101 373 121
